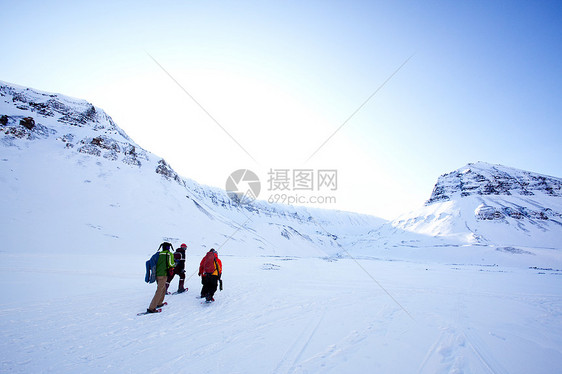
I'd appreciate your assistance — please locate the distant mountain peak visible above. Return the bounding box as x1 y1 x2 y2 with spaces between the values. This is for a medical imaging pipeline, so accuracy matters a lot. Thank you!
382 162 562 249
426 162 562 205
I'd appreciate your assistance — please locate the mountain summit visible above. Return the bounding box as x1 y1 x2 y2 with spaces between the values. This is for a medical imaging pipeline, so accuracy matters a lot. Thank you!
427 161 562 204
390 162 562 249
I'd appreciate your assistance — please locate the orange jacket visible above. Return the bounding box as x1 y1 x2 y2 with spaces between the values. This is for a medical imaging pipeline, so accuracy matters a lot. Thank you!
199 251 222 277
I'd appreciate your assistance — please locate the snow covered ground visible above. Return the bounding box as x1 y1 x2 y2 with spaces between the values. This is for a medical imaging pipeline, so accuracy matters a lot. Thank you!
1 249 561 373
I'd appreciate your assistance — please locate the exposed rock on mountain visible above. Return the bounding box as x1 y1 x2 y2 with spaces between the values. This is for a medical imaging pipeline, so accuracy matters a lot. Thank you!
388 162 562 248
427 161 562 204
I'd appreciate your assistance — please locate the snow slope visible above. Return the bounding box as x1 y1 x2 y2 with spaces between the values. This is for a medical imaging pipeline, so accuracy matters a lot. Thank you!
0 80 383 259
1 81 561 373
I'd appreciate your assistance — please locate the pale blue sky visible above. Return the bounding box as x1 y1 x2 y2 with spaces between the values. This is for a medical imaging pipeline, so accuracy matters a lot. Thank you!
2 0 561 219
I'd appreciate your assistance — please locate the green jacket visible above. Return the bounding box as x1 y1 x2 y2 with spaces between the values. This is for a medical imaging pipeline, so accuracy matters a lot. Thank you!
156 249 175 276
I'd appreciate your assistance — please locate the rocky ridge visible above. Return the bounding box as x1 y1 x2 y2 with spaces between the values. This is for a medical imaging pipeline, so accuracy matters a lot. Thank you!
426 161 562 223
0 80 382 256
427 161 562 204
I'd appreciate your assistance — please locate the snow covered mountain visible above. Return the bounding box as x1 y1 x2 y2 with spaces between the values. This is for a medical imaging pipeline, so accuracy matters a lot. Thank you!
0 80 383 258
2 79 561 260
3 79 562 260
386 162 562 249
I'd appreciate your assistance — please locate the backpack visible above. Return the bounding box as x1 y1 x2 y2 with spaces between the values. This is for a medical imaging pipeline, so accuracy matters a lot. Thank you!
175 247 186 261
145 242 174 283
202 253 218 274
145 251 160 283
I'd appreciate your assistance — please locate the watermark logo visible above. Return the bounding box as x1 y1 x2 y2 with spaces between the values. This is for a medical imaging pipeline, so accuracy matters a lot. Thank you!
225 169 261 204
226 168 338 206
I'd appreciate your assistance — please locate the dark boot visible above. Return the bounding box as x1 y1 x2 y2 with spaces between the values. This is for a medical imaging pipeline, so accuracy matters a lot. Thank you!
178 279 185 293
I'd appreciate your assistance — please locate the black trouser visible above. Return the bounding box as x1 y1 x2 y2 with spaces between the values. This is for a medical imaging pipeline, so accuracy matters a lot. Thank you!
200 274 219 300
166 268 186 292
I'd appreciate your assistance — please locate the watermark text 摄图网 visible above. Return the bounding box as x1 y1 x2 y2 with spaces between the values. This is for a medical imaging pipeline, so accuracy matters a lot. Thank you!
267 168 337 192
266 168 338 206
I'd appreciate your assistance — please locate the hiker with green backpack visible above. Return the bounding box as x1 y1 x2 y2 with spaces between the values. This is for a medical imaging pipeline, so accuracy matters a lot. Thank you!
147 242 176 313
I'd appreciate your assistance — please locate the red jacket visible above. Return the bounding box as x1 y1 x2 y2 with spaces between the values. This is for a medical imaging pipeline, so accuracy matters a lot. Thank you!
199 251 222 277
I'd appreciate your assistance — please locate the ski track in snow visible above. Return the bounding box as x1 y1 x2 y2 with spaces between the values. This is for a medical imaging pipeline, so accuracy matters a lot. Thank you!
272 307 327 374
417 289 509 374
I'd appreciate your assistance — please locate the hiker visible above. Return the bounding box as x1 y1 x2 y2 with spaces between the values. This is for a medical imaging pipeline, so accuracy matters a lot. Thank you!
198 248 222 302
147 242 175 313
167 243 188 294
